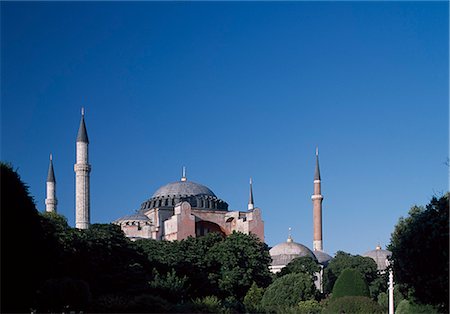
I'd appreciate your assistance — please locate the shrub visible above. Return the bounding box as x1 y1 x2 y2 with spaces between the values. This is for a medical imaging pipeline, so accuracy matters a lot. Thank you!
244 282 264 312
323 296 384 314
331 268 370 299
297 299 322 313
396 299 439 314
191 296 224 313
261 273 318 309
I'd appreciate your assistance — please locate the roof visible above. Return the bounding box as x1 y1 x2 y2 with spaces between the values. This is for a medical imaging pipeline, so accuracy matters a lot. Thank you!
313 250 332 266
152 180 216 198
47 158 55 182
77 115 89 143
363 247 392 271
115 213 150 222
270 240 317 266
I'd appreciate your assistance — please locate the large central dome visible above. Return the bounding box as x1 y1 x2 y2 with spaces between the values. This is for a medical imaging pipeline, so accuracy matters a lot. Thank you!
152 181 216 198
138 175 228 212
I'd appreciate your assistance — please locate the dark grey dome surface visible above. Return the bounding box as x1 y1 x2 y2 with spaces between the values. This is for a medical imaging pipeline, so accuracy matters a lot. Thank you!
313 250 332 266
115 212 150 222
270 241 317 266
152 181 216 198
363 247 392 271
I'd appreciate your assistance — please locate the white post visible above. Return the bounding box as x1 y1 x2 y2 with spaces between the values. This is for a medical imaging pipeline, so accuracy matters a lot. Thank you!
388 269 394 314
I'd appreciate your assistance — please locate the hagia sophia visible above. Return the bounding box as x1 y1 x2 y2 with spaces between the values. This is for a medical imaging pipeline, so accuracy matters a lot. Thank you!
44 110 391 282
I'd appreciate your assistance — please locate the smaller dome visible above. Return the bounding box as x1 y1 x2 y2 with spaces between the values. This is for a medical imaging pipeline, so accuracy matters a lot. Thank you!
114 212 150 223
270 237 317 266
363 246 392 271
313 250 333 266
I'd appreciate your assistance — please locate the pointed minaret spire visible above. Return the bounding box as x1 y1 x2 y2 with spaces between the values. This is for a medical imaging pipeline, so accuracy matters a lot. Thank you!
45 153 57 212
248 177 254 211
77 107 89 143
75 108 91 229
314 146 321 181
181 166 187 182
312 147 324 251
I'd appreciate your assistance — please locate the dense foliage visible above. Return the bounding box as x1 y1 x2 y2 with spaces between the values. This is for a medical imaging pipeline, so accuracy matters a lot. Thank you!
261 272 318 309
331 268 370 299
276 256 320 279
323 296 384 314
388 194 449 312
323 250 378 295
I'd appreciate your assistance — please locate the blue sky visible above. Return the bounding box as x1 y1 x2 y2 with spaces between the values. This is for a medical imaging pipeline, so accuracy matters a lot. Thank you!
1 2 448 255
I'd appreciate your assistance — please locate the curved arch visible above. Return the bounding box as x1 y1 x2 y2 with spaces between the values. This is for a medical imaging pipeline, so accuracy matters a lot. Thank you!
195 220 226 237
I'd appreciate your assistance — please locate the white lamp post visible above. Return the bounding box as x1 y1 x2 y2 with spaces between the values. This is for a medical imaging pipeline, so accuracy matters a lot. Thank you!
385 259 394 314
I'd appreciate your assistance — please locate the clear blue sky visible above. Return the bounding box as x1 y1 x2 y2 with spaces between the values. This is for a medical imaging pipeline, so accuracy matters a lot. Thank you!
1 2 448 256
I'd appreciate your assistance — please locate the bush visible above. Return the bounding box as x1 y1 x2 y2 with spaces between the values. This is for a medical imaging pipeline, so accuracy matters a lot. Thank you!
191 296 225 313
261 273 318 309
396 299 439 314
297 299 322 313
323 296 384 314
244 282 264 313
331 268 370 299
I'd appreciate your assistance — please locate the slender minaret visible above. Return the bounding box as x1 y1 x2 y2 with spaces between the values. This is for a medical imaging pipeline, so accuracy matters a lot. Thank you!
312 147 324 251
74 108 91 229
248 177 254 210
45 153 57 213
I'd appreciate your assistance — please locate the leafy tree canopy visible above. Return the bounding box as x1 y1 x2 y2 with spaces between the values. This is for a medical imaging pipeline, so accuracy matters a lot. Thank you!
331 268 370 299
323 251 378 295
323 296 384 314
388 194 449 312
277 256 320 279
261 273 318 309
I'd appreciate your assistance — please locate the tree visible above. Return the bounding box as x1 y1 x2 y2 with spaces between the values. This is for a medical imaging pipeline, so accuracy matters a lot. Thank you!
388 194 449 312
261 273 318 309
331 268 370 299
277 256 320 279
243 282 264 313
0 163 56 312
323 296 384 314
322 251 378 295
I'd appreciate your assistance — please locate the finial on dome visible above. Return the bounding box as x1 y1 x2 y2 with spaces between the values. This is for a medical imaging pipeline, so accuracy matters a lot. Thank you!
376 244 382 250
181 166 187 181
287 227 293 242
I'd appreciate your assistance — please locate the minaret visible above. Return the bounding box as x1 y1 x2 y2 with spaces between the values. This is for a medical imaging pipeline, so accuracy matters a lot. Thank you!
45 154 57 213
74 108 91 229
312 147 324 251
248 177 254 211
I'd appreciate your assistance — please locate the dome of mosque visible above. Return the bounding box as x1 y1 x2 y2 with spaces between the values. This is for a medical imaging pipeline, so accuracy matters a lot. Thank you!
313 250 333 266
152 181 216 198
363 245 392 271
138 175 228 212
270 237 317 266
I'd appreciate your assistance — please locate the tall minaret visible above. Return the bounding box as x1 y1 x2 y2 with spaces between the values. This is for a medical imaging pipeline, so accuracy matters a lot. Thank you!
248 177 254 211
312 147 324 251
45 154 57 213
74 108 91 229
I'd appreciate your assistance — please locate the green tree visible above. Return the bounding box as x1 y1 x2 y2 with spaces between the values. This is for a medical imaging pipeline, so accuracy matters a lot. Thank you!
396 299 439 314
322 251 378 295
331 268 370 299
297 299 322 314
0 163 56 312
388 194 449 312
277 256 320 279
261 273 318 309
323 296 384 314
243 282 264 313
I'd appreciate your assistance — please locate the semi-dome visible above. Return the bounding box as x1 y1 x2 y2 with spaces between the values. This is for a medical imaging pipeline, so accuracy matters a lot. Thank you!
363 245 392 271
152 181 216 198
270 237 317 266
313 250 333 266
